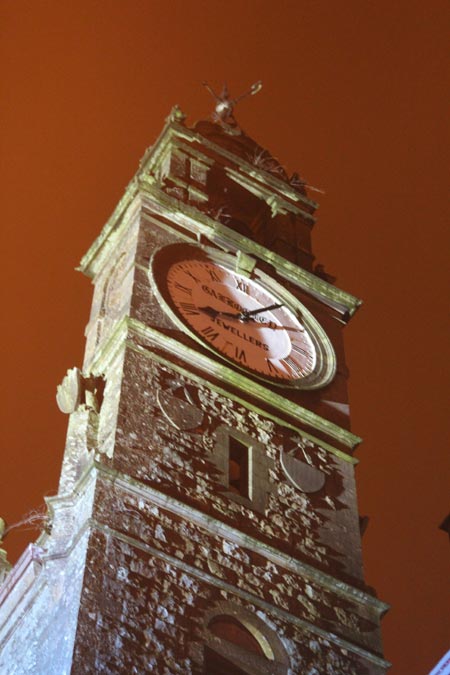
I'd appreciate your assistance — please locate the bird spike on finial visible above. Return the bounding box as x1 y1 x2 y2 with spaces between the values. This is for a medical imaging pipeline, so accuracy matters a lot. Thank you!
202 80 263 126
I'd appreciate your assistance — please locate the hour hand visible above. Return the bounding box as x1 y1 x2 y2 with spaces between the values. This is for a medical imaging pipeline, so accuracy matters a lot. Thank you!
198 305 241 320
198 305 218 318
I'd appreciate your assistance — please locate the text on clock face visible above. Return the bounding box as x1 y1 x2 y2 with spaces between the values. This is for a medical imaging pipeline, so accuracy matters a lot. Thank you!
166 260 316 380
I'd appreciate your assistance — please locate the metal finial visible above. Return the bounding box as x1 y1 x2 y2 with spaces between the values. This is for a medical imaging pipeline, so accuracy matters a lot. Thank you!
203 80 263 125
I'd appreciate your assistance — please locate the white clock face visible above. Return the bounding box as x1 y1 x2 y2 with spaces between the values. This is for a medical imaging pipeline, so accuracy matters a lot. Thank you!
166 259 316 383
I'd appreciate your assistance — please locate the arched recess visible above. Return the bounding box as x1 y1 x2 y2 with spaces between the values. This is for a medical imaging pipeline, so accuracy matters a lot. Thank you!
203 602 290 675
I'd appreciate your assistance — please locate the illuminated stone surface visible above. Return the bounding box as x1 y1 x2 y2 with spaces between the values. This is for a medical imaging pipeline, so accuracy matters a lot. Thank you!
0 108 389 674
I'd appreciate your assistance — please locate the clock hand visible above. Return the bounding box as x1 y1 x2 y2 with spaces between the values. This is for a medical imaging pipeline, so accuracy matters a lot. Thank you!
198 305 242 320
252 320 304 332
240 303 284 319
199 303 285 322
199 303 286 325
197 304 303 335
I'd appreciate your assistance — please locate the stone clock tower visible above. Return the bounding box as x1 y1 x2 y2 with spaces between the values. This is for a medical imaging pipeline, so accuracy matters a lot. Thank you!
0 95 389 674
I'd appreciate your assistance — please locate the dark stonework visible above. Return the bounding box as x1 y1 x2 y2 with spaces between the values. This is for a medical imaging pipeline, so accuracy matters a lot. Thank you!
0 107 389 674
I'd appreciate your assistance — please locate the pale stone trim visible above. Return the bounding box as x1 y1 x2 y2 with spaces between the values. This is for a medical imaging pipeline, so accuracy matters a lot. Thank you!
148 243 338 391
165 122 318 211
225 166 314 222
96 463 388 615
79 117 362 317
211 425 273 513
127 318 362 452
0 545 45 641
204 600 290 665
93 515 390 670
138 189 362 317
85 316 358 461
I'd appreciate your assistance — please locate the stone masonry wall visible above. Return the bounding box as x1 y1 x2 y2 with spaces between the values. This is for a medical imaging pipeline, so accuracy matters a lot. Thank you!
91 472 383 654
71 525 385 675
0 533 90 675
111 345 364 586
130 213 352 432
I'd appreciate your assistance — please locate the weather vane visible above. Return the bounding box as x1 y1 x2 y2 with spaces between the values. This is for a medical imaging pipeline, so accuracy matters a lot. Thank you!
202 80 262 126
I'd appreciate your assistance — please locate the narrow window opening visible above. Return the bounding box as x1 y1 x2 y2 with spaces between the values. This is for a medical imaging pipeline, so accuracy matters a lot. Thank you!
228 437 250 498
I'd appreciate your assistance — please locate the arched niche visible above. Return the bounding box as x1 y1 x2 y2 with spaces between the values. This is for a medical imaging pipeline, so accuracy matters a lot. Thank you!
203 602 290 675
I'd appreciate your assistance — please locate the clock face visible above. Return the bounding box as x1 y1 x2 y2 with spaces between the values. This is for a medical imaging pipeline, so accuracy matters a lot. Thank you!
165 259 316 384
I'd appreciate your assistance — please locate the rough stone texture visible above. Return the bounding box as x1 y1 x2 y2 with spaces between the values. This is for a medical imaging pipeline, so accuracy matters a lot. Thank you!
112 350 364 585
72 527 385 675
129 213 353 434
89 472 383 653
0 472 95 675
0 543 85 675
83 221 138 371
0 111 389 674
164 118 316 271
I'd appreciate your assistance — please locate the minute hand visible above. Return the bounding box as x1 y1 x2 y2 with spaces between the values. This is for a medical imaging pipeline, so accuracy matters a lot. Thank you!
241 303 284 319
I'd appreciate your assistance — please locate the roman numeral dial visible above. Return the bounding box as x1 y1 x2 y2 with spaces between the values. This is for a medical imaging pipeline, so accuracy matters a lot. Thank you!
164 258 317 386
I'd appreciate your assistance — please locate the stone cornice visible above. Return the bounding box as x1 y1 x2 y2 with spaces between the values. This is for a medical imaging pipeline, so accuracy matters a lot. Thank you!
0 544 45 641
79 116 362 319
96 522 390 669
160 121 319 212
224 166 315 224
96 462 389 617
81 315 359 461
126 317 361 456
90 464 389 669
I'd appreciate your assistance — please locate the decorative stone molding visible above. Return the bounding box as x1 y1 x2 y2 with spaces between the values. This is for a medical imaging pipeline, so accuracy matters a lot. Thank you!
203 601 290 674
211 425 274 513
56 369 105 415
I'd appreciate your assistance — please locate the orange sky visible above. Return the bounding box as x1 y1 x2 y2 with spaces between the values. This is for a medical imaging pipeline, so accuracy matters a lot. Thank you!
1 3 448 673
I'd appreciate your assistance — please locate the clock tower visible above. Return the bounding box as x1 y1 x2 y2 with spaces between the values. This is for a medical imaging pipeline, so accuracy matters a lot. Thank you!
0 97 389 674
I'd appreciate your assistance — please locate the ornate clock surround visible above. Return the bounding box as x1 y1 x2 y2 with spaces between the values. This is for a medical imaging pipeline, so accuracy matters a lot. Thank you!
149 242 337 390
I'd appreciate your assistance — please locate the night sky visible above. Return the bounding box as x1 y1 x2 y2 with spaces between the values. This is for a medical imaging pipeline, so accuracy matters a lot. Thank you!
1 3 448 673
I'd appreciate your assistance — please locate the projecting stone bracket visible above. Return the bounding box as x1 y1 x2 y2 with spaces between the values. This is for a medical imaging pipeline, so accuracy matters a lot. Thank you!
56 369 106 495
235 250 257 277
56 368 105 415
